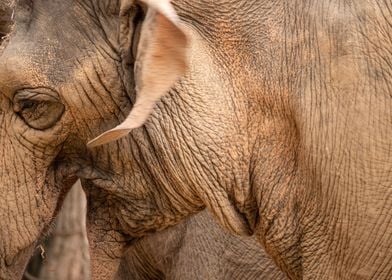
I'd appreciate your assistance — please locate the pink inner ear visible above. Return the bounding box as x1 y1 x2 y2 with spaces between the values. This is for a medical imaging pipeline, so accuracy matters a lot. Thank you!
87 0 188 148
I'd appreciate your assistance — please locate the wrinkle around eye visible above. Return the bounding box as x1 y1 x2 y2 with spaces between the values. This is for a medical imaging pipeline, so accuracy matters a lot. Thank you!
18 100 65 130
13 88 65 130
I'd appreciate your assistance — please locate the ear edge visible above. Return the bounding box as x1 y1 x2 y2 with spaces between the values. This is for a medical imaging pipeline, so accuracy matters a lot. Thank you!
87 128 132 148
140 0 180 23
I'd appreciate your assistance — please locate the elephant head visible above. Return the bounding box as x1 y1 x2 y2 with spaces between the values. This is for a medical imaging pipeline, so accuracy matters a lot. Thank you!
0 0 196 277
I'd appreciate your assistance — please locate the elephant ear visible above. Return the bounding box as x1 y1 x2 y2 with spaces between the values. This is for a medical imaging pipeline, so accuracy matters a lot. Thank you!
87 0 188 148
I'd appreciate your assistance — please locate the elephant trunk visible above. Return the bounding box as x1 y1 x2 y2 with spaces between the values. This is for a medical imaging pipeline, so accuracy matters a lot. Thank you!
0 113 47 279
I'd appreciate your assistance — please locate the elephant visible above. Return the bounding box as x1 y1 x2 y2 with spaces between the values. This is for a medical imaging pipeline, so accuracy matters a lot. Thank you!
0 0 391 279
34 181 285 280
116 210 287 280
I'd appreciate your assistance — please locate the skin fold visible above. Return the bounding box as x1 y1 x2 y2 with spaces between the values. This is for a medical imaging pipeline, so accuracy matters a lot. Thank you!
0 0 391 279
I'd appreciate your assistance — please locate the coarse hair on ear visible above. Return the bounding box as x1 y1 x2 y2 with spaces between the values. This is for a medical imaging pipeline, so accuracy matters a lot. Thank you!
88 0 188 148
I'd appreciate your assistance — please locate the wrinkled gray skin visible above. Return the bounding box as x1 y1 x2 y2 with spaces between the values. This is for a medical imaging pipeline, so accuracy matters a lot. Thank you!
0 0 391 279
117 210 287 280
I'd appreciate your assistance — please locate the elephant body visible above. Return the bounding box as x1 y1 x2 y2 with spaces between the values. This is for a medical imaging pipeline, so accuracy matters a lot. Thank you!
0 0 391 279
37 182 285 280
117 210 286 280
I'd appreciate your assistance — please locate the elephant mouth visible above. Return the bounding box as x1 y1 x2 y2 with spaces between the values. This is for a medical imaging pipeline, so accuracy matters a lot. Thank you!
2 242 36 279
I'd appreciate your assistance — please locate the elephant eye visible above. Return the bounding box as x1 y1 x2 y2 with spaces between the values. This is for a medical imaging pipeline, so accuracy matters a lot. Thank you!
19 99 36 110
13 88 65 130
